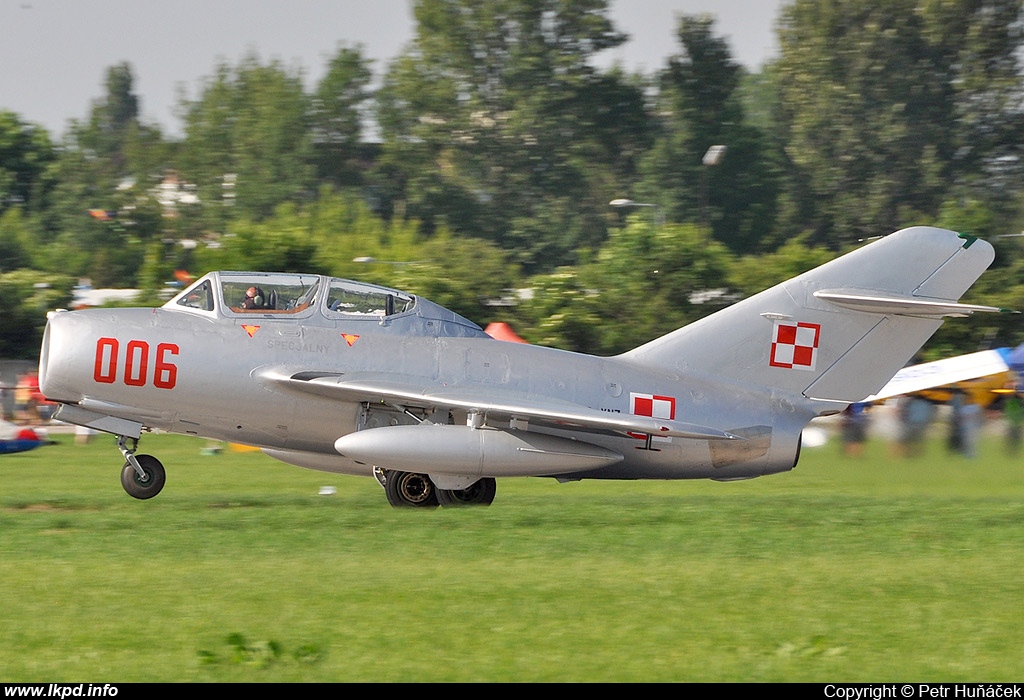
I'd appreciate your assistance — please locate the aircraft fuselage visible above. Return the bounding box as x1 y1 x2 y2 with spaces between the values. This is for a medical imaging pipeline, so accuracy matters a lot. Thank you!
39 290 806 483
34 229 1001 506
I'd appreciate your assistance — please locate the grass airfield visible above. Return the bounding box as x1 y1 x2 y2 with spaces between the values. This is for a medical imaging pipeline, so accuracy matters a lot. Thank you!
1 424 1023 682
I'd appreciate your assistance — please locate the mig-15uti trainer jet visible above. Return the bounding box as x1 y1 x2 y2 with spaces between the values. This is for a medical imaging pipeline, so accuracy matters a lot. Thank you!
38 227 1002 507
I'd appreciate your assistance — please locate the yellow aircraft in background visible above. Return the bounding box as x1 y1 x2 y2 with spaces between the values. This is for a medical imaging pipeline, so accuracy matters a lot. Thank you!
867 347 1020 408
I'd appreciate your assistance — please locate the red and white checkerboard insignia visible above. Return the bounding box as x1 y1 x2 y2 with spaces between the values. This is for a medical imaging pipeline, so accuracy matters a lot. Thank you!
631 392 676 420
770 321 821 370
629 392 676 441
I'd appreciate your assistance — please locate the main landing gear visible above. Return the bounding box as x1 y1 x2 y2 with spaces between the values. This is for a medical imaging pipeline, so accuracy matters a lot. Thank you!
373 467 496 508
117 436 166 499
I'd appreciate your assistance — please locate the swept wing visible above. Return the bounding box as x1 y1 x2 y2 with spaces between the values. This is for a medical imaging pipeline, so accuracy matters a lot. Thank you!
256 367 739 441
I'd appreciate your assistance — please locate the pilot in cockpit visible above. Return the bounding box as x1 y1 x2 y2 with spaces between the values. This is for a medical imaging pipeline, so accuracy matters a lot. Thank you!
241 286 266 310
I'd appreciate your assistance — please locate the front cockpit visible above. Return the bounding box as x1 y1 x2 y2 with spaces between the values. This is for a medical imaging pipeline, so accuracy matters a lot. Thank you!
165 271 487 337
169 272 324 317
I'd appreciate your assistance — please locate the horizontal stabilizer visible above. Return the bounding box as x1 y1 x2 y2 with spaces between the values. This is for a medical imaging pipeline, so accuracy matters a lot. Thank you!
813 290 1006 317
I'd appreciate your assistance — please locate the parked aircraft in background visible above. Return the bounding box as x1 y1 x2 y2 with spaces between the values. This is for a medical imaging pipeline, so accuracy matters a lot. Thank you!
866 348 1013 403
868 345 1024 407
0 420 46 455
37 227 1001 507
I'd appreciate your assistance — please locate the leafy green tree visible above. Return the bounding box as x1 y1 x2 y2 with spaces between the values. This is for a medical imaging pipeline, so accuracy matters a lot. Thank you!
728 235 835 297
638 14 778 253
934 0 1024 204
0 270 73 359
304 189 426 281
375 0 648 271
193 205 320 275
773 0 1024 245
0 207 33 272
310 44 375 187
133 240 178 305
66 62 172 184
32 63 176 286
536 215 737 352
100 62 139 133
514 267 604 351
178 55 316 224
391 235 520 325
0 111 55 216
188 189 426 281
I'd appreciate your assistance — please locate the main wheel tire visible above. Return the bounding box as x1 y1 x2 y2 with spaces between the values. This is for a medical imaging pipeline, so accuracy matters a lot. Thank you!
384 471 438 508
436 478 496 507
120 454 166 500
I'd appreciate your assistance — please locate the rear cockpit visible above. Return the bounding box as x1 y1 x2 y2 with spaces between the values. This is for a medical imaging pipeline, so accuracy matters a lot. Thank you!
165 271 487 337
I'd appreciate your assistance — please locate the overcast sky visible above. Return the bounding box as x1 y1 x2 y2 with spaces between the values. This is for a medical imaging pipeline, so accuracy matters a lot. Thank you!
0 0 785 137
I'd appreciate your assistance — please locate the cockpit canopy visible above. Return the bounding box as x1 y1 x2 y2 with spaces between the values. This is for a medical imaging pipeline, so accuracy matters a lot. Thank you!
166 271 486 337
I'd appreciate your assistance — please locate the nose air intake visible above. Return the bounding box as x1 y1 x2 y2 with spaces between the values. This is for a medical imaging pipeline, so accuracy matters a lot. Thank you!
37 310 81 404
37 311 60 400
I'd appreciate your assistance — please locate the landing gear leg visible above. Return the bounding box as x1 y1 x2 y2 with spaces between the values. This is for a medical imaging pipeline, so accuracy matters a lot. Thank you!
117 435 166 500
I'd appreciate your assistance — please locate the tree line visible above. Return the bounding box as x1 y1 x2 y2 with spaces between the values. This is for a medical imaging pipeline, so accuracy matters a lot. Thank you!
2 0 1024 360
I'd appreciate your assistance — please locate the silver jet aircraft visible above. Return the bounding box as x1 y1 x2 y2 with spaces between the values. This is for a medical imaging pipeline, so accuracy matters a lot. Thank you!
38 226 1001 507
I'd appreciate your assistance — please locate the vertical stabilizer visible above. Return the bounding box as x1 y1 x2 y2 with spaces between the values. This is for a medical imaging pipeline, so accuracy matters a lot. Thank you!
620 227 996 403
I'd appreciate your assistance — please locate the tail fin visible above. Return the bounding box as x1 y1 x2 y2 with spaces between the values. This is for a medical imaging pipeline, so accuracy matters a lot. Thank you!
620 227 998 403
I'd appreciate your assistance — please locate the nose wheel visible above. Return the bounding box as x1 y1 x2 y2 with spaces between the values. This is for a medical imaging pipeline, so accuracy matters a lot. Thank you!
118 436 166 499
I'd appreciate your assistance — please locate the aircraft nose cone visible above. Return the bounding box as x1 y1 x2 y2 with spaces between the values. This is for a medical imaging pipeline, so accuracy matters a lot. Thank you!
38 311 82 403
38 315 55 394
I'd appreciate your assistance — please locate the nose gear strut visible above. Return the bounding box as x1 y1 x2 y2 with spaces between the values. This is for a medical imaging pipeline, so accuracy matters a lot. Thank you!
116 435 166 499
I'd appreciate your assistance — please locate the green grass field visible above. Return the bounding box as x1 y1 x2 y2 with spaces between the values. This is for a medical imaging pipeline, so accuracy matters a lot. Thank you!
1 426 1023 682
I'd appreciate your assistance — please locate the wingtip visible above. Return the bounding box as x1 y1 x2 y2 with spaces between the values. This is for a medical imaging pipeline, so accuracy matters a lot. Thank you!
957 232 980 249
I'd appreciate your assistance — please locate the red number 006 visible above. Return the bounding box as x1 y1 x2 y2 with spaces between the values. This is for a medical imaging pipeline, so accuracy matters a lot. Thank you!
94 337 179 389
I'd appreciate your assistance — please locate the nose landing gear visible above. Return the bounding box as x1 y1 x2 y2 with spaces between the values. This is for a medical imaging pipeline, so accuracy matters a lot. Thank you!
117 436 166 499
